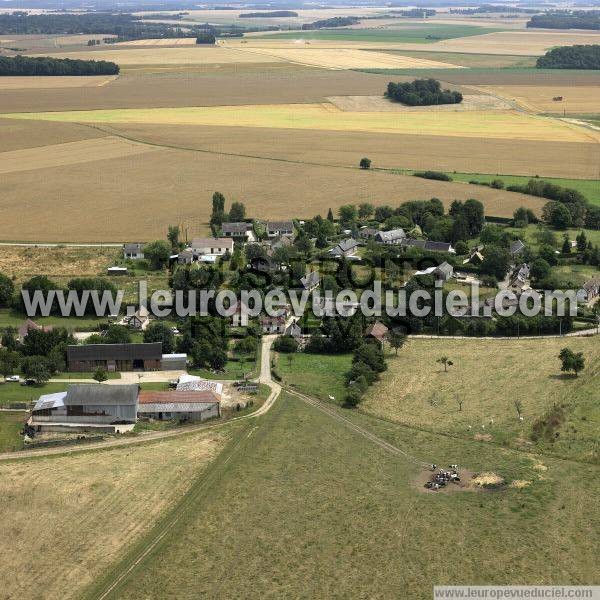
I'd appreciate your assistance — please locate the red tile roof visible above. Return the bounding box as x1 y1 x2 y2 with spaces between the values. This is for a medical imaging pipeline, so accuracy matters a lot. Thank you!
138 390 220 405
365 321 389 342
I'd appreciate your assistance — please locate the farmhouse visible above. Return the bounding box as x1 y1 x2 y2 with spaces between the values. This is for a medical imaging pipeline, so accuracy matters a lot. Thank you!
138 390 220 422
260 314 287 334
67 342 163 372
189 237 234 256
330 238 359 257
375 229 406 245
301 270 320 292
30 384 138 433
414 262 454 281
359 227 378 240
425 241 456 254
123 243 145 260
577 278 600 304
284 319 302 339
267 220 294 238
123 306 150 330
222 222 256 242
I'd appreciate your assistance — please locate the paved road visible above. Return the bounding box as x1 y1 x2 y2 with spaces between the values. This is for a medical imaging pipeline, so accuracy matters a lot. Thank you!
0 337 280 462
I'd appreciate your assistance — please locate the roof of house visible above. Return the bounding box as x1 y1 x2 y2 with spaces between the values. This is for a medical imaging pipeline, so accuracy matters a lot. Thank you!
365 321 389 341
284 321 302 337
138 390 220 405
301 271 320 290
123 243 144 253
33 391 67 412
435 261 454 276
401 238 427 249
424 241 454 253
176 375 223 394
260 314 286 325
222 222 252 234
510 239 525 254
360 227 378 237
375 228 406 242
332 238 359 254
267 220 294 231
64 384 139 406
190 237 234 249
583 278 600 292
67 342 163 362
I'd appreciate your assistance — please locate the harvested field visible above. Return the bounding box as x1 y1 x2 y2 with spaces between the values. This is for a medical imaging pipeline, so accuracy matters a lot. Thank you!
230 46 463 70
30 46 284 65
0 75 117 90
0 427 230 600
104 123 600 179
0 136 159 175
0 66 398 112
0 118 106 152
5 105 597 143
481 85 600 114
327 94 513 112
114 37 197 46
374 49 537 68
0 146 545 241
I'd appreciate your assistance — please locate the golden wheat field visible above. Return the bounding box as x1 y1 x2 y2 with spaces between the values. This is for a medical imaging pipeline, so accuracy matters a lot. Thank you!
0 75 117 90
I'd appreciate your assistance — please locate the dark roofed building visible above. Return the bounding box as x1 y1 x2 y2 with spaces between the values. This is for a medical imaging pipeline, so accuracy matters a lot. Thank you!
222 222 256 241
330 238 359 257
301 270 320 291
359 227 378 240
67 342 163 372
375 229 406 245
510 239 525 256
267 221 294 238
424 241 455 254
401 238 427 250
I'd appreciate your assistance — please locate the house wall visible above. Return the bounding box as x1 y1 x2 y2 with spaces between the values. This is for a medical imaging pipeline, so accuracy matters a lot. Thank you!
138 404 220 422
32 403 137 424
68 358 161 372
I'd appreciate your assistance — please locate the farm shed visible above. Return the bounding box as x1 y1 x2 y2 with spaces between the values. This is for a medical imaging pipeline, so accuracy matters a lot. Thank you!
161 353 188 371
67 342 163 372
31 384 138 432
138 390 220 422
123 243 145 260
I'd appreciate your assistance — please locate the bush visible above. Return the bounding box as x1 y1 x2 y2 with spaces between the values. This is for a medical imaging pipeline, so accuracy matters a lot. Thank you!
359 157 371 170
413 171 452 182
273 336 298 353
454 241 469 255
490 179 505 189
386 79 462 106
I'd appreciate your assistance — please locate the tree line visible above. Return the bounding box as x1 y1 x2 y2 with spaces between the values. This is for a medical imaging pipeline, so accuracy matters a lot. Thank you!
386 79 462 107
527 11 600 30
536 45 600 69
302 16 359 30
0 55 119 76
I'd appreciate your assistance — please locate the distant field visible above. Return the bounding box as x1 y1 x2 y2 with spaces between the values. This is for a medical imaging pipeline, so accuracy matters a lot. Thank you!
251 24 503 44
0 136 159 175
30 46 284 66
5 105 595 143
0 76 118 90
114 38 197 46
362 337 600 463
109 122 600 180
0 426 232 600
482 85 600 115
231 47 463 70
376 49 537 68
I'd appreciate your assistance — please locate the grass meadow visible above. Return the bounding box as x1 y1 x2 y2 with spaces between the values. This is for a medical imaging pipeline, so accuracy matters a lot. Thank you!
85 393 600 599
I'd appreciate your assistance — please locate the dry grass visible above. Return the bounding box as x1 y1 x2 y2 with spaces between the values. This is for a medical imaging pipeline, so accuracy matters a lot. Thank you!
481 85 600 114
114 38 197 46
31 46 284 65
0 136 159 175
0 144 545 241
0 76 117 90
0 428 229 600
108 122 600 179
362 337 600 456
0 246 118 284
229 46 463 70
5 105 596 143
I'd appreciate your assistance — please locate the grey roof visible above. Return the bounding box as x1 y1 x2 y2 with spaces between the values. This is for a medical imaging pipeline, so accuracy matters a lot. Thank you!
267 221 294 231
375 229 406 243
65 384 139 406
301 271 320 290
359 227 378 238
510 239 525 254
34 391 67 411
435 261 454 276
332 238 358 254
68 342 163 362
583 278 600 292
401 238 427 249
222 222 252 234
424 241 454 253
190 237 234 249
284 321 302 337
123 243 144 253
